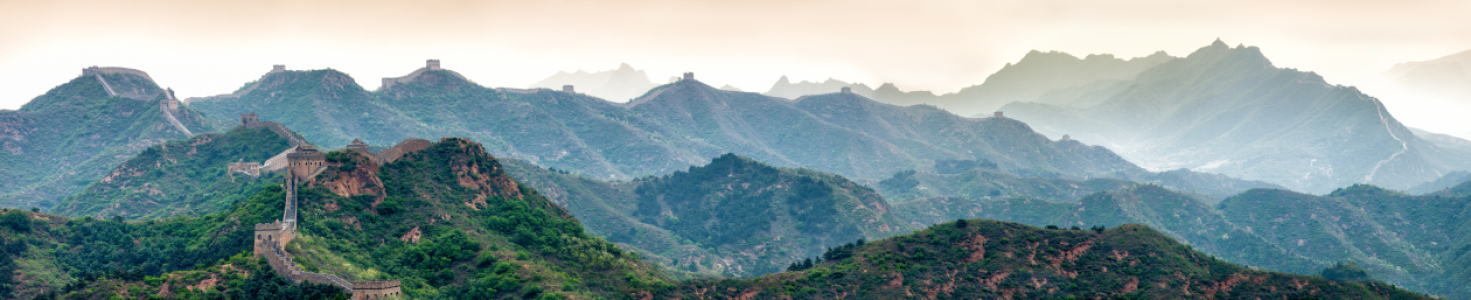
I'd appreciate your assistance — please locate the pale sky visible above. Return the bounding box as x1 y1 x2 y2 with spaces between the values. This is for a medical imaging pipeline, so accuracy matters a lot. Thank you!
2 0 1469 134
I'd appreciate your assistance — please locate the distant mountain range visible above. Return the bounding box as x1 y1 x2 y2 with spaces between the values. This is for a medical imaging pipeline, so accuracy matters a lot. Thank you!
1384 50 1471 140
760 50 1172 117
178 61 1151 186
1000 40 1471 193
0 68 217 209
763 76 875 99
528 63 660 102
1386 49 1471 99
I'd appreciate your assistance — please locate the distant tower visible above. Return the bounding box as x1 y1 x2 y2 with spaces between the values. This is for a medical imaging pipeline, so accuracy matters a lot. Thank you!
683 72 694 81
286 145 326 182
1061 134 1071 141
272 65 285 72
382 78 393 90
563 85 575 93
994 111 1005 118
241 112 261 126
347 139 371 154
841 87 852 94
427 59 442 70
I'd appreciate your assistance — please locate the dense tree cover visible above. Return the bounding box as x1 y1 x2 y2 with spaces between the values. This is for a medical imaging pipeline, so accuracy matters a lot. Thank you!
626 153 898 276
54 126 293 219
282 138 669 299
662 220 1428 299
27 254 347 300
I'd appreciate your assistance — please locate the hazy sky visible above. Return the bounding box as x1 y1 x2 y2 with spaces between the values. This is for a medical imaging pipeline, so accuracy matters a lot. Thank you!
2 0 1469 132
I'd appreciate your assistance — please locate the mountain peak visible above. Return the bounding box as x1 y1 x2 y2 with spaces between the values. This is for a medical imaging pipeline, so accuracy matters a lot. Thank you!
618 62 634 71
1211 38 1228 48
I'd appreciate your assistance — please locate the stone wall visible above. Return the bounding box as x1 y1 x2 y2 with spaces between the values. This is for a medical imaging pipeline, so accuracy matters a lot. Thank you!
229 162 262 177
352 281 403 299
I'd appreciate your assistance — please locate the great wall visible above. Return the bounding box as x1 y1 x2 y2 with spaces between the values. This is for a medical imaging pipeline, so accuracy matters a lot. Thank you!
83 66 194 137
235 113 440 299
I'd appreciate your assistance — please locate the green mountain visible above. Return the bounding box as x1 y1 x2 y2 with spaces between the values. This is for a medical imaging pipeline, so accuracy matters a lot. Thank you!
0 68 217 209
657 220 1425 300
185 68 432 148
1407 171 1471 194
504 154 905 277
185 62 1148 185
2 138 1434 299
1217 185 1471 298
50 124 296 219
3 138 671 300
1002 40 1471 193
869 161 1282 205
885 181 1471 299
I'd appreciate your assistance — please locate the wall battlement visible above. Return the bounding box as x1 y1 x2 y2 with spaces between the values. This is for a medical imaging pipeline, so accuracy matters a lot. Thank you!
252 143 401 299
82 66 156 84
229 161 262 177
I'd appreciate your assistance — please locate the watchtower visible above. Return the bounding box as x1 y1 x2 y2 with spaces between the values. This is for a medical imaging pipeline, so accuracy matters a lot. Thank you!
1061 134 1071 141
272 65 286 72
683 72 694 81
241 112 261 126
427 59 442 70
841 87 852 94
994 111 1005 118
347 139 371 154
287 145 326 181
562 85 575 93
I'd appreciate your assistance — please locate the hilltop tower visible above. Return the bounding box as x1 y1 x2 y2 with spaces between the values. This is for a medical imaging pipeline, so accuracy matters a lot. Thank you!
241 112 261 127
562 85 575 93
287 145 326 182
347 139 371 154
1061 134 1071 141
683 72 694 81
272 65 286 72
994 111 1005 118
841 86 852 94
427 59 442 70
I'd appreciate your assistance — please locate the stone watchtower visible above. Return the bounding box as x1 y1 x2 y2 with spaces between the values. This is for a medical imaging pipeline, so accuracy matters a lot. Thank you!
272 65 286 72
994 111 1005 118
427 59 442 70
683 72 694 81
241 112 261 127
841 87 852 94
347 139 371 154
287 145 326 182
562 85 575 93
1061 134 1071 141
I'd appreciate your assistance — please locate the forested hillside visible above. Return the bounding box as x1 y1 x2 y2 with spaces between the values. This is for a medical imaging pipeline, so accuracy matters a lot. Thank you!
52 125 294 219
504 154 906 277
659 220 1425 299
0 71 217 209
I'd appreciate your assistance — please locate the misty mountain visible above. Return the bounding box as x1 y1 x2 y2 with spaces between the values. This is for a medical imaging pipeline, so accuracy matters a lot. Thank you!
528 63 660 102
763 76 875 99
1386 49 1471 99
0 68 216 209
1001 40 1471 193
186 62 1149 185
